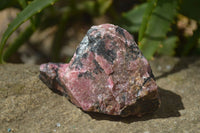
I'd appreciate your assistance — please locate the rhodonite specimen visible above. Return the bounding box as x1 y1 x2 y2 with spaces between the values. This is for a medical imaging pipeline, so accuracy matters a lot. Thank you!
39 24 160 117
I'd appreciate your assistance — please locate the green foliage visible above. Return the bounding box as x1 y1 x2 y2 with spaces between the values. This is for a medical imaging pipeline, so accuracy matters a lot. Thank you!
139 0 179 59
138 0 158 42
97 0 112 15
121 0 200 59
157 36 178 56
121 3 147 33
3 25 34 61
18 0 28 9
123 0 179 59
0 0 200 64
0 0 113 64
0 0 58 63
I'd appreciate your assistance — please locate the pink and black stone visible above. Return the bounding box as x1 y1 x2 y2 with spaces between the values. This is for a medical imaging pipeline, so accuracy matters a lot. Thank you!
39 24 160 117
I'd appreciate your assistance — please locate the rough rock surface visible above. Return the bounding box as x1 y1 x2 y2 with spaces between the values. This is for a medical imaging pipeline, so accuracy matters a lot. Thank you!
39 24 160 117
0 57 200 132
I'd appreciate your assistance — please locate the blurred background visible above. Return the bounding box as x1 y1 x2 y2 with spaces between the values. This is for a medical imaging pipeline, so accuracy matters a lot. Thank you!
0 0 199 64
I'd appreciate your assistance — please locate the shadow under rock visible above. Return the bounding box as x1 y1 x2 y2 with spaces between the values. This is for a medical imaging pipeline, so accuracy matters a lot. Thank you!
87 87 184 123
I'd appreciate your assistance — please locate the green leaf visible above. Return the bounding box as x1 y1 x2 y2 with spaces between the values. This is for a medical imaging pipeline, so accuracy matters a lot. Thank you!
157 36 178 56
77 1 96 16
97 0 112 15
3 25 34 61
0 0 58 63
140 39 160 59
139 0 179 59
138 0 158 42
18 0 27 9
51 8 70 62
121 3 147 33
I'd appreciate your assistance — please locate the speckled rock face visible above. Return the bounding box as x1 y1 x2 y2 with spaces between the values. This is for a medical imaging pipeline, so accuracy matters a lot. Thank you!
39 24 160 117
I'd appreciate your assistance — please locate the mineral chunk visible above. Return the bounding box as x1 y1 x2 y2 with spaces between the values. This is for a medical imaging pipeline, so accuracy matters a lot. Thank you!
39 24 160 117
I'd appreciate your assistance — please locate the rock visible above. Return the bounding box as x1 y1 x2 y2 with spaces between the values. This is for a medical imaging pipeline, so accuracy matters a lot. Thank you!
39 24 160 117
1 57 200 132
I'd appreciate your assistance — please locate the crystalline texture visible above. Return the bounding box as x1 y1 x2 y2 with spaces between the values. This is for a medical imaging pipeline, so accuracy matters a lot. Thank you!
39 24 160 117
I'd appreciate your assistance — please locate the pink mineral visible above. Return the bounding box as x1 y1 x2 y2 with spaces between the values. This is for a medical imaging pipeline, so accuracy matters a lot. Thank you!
39 24 160 117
